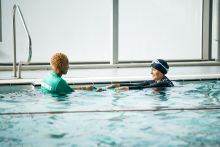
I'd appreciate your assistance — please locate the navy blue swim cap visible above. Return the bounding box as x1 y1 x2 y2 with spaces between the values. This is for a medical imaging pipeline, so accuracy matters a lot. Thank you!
151 59 169 74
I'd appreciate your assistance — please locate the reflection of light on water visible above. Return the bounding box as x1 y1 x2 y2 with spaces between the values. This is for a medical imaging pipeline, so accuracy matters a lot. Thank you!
1 80 220 112
108 113 126 122
1 80 220 146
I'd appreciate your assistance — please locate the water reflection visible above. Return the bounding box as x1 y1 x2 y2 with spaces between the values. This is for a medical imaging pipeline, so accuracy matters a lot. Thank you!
151 87 169 101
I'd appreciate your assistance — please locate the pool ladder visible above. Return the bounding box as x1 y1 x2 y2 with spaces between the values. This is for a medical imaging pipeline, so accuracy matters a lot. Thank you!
13 4 32 79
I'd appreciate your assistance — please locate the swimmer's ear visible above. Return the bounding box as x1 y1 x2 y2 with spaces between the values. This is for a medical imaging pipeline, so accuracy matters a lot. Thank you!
58 62 63 69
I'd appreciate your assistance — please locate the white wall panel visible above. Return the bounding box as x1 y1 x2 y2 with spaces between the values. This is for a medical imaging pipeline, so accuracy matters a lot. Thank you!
0 0 203 63
0 0 112 63
119 0 202 61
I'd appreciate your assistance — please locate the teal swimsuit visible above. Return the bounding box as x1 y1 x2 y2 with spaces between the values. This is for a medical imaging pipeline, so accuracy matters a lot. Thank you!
41 72 74 94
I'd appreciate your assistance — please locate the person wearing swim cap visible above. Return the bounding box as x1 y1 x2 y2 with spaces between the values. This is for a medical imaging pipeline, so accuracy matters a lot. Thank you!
105 59 174 91
41 52 94 94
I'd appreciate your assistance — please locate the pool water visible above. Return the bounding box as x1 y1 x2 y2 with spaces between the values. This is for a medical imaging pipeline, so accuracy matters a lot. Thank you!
0 80 220 146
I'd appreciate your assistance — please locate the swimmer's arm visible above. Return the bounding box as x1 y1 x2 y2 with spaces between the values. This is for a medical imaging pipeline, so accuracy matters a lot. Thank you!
120 81 153 90
106 83 120 88
120 80 151 87
72 85 95 90
106 81 150 89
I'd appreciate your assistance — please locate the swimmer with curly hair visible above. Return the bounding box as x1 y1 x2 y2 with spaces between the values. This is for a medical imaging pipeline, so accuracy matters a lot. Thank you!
41 52 94 94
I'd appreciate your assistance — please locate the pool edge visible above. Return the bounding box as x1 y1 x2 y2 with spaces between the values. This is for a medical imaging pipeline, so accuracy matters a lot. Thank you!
0 74 220 85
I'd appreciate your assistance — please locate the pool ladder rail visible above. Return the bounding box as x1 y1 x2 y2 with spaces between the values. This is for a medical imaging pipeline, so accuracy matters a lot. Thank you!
13 4 32 79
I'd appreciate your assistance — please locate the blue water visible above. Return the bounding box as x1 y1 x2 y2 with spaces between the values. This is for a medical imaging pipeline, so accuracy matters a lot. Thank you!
0 80 220 146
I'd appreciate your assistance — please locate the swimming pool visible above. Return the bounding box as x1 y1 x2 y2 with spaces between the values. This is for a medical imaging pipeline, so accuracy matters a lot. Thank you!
0 80 220 146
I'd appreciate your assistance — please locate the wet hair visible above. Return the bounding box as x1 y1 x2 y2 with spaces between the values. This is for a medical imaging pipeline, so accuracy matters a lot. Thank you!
50 52 69 72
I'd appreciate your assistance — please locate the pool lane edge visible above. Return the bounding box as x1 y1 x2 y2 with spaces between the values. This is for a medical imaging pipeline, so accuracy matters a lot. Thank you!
0 74 220 85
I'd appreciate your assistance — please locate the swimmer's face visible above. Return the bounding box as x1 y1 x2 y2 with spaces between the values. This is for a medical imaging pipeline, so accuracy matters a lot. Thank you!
150 67 164 82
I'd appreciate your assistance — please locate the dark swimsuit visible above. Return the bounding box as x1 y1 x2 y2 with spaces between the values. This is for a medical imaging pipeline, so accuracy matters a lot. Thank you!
120 76 174 90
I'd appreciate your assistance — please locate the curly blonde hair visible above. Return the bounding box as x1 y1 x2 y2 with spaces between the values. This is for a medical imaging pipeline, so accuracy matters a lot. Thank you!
50 52 69 71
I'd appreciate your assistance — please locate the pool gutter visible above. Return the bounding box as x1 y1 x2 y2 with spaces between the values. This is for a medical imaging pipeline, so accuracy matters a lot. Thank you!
1 61 220 71
1 74 220 85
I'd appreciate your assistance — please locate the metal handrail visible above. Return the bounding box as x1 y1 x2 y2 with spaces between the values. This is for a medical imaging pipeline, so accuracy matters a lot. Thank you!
13 4 32 78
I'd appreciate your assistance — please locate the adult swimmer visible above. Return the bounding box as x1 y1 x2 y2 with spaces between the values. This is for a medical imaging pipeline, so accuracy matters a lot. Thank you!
97 59 174 92
41 52 95 94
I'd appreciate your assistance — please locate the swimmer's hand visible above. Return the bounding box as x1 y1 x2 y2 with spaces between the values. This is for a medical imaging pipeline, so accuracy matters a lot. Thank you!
106 84 120 89
96 87 107 92
115 86 129 91
73 85 95 90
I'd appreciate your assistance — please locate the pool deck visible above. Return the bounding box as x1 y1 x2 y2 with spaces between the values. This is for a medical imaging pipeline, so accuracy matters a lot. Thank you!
1 65 220 85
